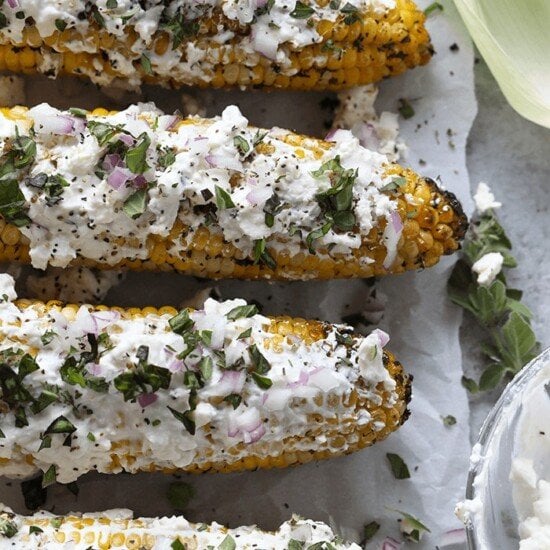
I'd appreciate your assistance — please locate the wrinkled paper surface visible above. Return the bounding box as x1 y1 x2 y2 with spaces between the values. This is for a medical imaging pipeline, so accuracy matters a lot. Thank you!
0 1 477 547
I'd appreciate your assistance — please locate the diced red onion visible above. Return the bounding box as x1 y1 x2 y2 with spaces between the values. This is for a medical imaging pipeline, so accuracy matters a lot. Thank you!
288 370 310 388
194 135 208 141
107 167 132 190
132 175 148 189
391 210 403 233
371 328 390 348
217 370 246 396
169 358 184 372
118 133 135 147
353 122 380 151
439 529 467 547
158 115 180 131
102 153 123 171
205 154 242 172
6 0 18 9
245 186 271 206
325 128 337 141
381 538 403 550
33 113 82 136
138 393 158 408
228 407 263 441
243 423 265 444
256 0 268 7
86 363 102 376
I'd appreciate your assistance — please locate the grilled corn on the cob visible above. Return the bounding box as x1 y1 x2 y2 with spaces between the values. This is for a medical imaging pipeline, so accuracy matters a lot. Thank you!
0 0 433 91
0 275 410 483
0 103 467 280
0 508 360 549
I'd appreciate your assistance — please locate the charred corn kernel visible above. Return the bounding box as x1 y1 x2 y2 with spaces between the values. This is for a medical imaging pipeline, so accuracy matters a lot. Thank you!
0 0 432 91
0 105 466 281
0 283 410 482
0 507 371 548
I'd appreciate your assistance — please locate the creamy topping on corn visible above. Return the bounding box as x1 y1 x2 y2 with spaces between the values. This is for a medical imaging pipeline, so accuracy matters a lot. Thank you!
0 102 402 272
0 507 361 549
0 274 396 484
0 1 395 87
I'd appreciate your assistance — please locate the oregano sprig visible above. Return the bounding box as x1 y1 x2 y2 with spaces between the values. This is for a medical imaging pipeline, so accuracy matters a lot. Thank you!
448 205 539 392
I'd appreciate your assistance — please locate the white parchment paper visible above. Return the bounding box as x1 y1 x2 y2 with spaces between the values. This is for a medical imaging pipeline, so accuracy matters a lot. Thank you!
0 1 478 547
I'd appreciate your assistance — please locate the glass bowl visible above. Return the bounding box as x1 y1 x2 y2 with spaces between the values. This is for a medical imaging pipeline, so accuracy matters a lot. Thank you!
464 347 550 549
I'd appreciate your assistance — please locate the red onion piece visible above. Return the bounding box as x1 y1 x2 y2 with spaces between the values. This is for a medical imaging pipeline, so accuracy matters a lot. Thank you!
371 328 390 348
138 393 158 408
243 423 265 444
381 537 403 550
382 211 404 270
107 167 132 190
132 175 148 189
391 210 403 233
118 133 135 147
33 113 82 136
6 0 18 9
288 369 309 388
86 363 102 376
102 153 123 171
205 154 242 171
228 407 263 441
439 529 467 547
325 128 338 141
217 370 246 396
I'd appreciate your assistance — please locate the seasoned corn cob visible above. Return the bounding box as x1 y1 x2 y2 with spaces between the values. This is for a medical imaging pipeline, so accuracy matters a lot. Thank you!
0 275 410 483
0 0 433 91
0 103 467 280
0 508 361 549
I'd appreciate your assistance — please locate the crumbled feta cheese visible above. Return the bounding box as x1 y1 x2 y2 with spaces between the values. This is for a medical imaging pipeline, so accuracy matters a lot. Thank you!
474 182 502 213
472 252 504 286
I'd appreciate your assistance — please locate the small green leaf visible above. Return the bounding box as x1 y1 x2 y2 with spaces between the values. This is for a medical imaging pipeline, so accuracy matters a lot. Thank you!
106 0 118 8
248 344 271 375
169 308 194 335
171 540 186 550
287 541 304 550
55 19 67 31
125 132 151 174
123 189 148 220
290 1 315 19
40 330 57 346
42 465 57 488
386 453 411 479
251 371 273 389
44 415 76 435
199 356 213 381
461 376 479 394
29 525 44 535
218 534 236 550
215 186 235 209
442 415 457 427
398 98 415 119
0 515 18 538
424 2 444 16
233 135 250 155
226 304 258 321
363 521 380 543
140 54 153 75
223 393 242 409
168 406 196 435
237 328 252 340
167 482 195 510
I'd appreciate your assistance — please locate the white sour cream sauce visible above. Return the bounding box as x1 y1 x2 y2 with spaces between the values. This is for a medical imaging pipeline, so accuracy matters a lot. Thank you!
0 274 396 484
0 507 362 549
0 0 395 87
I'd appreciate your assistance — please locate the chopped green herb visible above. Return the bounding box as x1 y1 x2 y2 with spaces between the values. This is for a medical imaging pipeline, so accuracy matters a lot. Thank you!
306 221 332 253
42 465 57 488
264 192 282 227
167 482 195 510
49 518 63 529
169 308 194 335
251 371 273 389
55 19 67 31
91 5 106 27
287 540 304 550
125 132 151 174
252 238 276 269
461 376 479 394
68 107 87 118
398 98 415 119
248 344 271 375
218 535 236 550
0 515 18 538
223 393 242 409
199 356 213 381
393 509 431 542
424 2 444 16
162 10 200 49
27 173 69 205
29 525 44 535
168 405 196 435
0 179 30 226
386 453 411 479
40 330 57 346
87 432 96 442
290 1 315 18
226 304 258 321
363 521 380 543
341 2 359 24
215 185 235 209
158 146 176 168
442 415 457 426
381 176 407 193
171 540 186 550
237 328 252 340
140 54 153 75
87 121 124 146
123 188 148 220
233 135 250 155
255 0 275 16
106 0 118 8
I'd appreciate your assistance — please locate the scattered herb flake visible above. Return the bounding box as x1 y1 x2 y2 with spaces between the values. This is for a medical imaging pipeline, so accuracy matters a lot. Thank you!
0 515 18 538
171 540 186 550
125 132 151 174
442 415 457 427
140 53 153 74
218 534 236 550
215 185 235 209
123 188 148 220
290 1 315 19
167 482 195 510
363 521 380 543
226 304 258 321
41 465 57 488
398 98 415 119
386 453 411 479
29 525 43 535
424 2 444 16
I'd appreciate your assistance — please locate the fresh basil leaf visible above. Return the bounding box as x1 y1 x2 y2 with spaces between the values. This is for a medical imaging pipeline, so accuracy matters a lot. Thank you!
223 393 242 409
248 344 271 375
125 132 151 174
478 363 506 391
218 535 236 550
123 188 148 219
424 2 444 16
363 521 380 543
226 304 258 321
290 1 314 18
233 135 250 155
41 465 57 488
215 185 235 209
140 53 153 75
251 371 272 389
167 481 195 510
169 308 194 335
